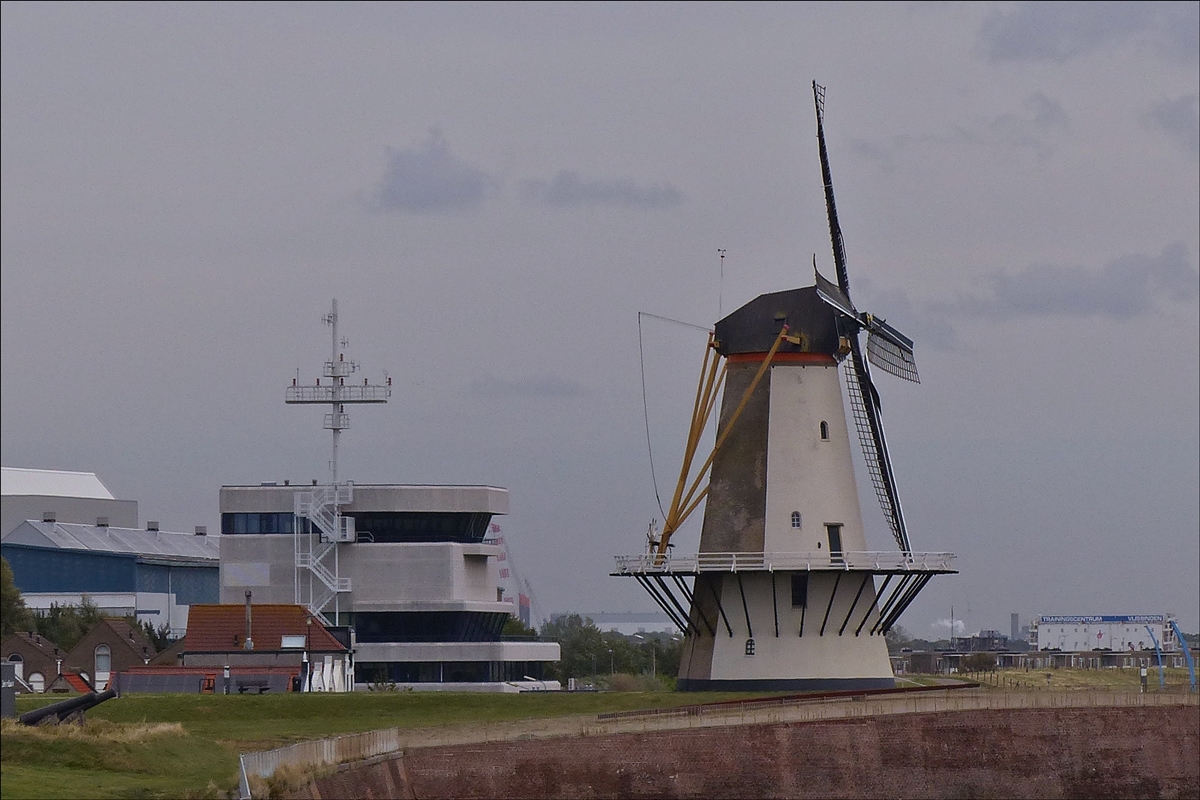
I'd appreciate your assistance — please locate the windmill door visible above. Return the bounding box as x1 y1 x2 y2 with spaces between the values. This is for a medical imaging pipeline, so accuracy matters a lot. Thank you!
826 524 844 563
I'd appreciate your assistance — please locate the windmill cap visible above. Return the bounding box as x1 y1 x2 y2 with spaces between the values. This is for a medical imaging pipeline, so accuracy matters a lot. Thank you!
714 284 842 358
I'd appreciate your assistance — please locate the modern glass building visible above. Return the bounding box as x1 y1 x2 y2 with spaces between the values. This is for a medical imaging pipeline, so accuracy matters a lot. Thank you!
217 483 559 688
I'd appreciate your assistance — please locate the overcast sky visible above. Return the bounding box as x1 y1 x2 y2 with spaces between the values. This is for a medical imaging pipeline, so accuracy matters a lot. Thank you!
3 2 1198 635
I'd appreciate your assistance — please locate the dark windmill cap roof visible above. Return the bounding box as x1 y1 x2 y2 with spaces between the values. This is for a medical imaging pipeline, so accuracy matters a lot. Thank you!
714 283 843 357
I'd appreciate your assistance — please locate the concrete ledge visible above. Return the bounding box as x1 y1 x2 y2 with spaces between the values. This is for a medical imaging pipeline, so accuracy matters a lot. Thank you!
678 676 895 692
355 641 561 663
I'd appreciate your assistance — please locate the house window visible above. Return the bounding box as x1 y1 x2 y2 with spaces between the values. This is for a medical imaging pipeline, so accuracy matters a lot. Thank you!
29 672 45 693
95 644 111 675
7 653 22 680
820 421 829 440
791 511 802 529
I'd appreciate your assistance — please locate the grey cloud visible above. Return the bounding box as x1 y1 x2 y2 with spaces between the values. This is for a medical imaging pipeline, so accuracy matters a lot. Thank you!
1146 94 1200 161
849 93 1068 166
856 244 1198 349
977 2 1199 64
523 170 683 209
966 243 1198 321
854 278 959 352
366 130 496 214
466 374 587 398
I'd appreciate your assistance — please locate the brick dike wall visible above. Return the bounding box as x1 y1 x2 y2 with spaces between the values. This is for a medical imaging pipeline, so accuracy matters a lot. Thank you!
301 705 1199 799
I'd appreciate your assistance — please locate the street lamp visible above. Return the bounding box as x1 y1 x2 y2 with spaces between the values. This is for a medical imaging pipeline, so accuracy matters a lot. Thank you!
304 616 313 693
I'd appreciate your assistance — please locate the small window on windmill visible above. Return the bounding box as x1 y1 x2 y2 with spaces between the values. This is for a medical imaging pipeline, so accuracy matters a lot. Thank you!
791 511 802 529
745 638 756 657
820 421 829 440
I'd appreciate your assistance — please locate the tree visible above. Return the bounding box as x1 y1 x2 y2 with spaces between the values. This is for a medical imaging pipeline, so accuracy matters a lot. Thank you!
30 597 106 652
1 557 33 637
885 624 914 653
136 619 173 652
501 616 537 638
539 614 683 687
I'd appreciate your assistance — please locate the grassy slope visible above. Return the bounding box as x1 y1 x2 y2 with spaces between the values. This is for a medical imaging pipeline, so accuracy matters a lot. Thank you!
4 670 1192 799
2 690 752 799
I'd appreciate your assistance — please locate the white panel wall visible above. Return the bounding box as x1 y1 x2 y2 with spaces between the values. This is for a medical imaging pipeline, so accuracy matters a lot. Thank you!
763 364 866 555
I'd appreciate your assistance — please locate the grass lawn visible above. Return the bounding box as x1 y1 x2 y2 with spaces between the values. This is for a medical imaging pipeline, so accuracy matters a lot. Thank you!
2 689 754 799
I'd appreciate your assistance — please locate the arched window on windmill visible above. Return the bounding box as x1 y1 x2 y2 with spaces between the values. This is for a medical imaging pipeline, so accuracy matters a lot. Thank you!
819 421 829 440
791 511 802 529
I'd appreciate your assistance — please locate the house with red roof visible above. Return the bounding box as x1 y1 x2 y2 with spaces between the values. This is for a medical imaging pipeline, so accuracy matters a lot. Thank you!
119 601 351 693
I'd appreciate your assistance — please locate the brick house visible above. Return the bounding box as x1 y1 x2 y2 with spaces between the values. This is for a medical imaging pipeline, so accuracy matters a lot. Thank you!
62 618 156 691
1 631 61 692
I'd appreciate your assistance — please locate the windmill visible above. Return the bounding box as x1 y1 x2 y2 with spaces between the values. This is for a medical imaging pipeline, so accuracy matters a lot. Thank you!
613 83 955 690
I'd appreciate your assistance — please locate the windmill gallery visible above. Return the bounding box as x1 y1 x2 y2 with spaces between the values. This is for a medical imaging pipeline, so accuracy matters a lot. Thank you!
613 83 956 690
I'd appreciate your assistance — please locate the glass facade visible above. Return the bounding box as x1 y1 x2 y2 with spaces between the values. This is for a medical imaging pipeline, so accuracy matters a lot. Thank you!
221 513 311 535
349 512 493 543
221 511 491 542
354 611 510 643
356 660 546 684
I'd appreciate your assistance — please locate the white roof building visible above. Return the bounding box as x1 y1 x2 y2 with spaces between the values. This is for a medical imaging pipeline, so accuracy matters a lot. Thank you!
1 467 117 500
1 466 138 536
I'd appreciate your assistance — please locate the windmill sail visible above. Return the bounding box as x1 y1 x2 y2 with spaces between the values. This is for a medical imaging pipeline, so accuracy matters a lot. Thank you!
813 81 913 553
866 325 919 383
842 351 911 552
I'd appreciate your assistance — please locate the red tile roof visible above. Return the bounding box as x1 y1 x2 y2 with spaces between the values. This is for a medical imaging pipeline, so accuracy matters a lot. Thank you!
63 672 93 693
184 604 347 653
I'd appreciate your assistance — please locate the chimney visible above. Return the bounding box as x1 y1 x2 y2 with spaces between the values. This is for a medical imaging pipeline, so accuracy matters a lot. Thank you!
147 521 160 532
42 511 56 523
194 526 207 536
312 479 318 486
96 516 110 527
284 480 290 486
244 591 254 650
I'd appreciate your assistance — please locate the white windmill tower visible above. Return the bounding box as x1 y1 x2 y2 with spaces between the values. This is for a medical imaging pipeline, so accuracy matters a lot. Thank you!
614 83 955 690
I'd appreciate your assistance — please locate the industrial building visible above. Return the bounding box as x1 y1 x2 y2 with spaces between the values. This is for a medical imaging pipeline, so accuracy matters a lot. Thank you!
1 519 219 637
2 467 138 537
1030 615 1180 653
218 482 559 688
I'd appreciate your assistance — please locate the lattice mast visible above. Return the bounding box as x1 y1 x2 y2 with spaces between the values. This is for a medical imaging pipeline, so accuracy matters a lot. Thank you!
285 299 391 623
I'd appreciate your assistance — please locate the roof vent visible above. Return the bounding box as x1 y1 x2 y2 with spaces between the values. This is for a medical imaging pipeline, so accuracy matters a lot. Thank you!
283 480 290 486
42 511 56 523
194 525 207 536
146 521 160 532
96 516 110 527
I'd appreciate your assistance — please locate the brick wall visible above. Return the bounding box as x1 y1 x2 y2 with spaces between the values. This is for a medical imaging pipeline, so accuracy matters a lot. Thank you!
302 705 1199 799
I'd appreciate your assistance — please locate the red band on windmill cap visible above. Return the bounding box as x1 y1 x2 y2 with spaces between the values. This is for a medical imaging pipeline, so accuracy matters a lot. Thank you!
727 352 837 365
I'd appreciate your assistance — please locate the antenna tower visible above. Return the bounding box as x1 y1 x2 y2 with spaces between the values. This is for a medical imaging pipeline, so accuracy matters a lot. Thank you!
285 298 392 623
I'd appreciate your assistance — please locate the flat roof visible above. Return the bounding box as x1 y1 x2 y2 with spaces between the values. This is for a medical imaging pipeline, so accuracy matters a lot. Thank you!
1 467 116 500
2 521 218 562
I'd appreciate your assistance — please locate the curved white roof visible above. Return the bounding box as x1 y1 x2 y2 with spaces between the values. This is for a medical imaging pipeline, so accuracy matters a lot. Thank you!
1 467 116 500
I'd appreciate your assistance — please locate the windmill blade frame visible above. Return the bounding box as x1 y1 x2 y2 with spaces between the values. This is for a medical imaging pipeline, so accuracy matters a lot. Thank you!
813 80 914 553
866 326 919 383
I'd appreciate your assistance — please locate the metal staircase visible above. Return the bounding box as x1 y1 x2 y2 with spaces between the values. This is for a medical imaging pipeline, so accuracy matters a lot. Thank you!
294 483 354 625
